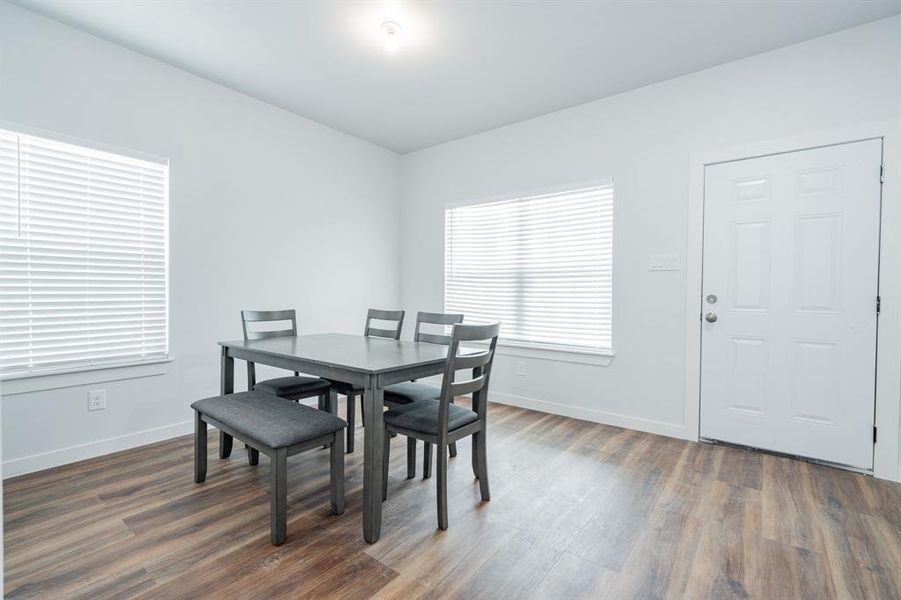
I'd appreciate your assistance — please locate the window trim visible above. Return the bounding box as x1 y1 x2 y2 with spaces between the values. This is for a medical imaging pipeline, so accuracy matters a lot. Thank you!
0 358 172 395
0 122 171 380
444 179 616 357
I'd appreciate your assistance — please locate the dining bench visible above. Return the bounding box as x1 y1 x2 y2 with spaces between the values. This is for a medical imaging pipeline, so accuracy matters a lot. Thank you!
192 391 346 545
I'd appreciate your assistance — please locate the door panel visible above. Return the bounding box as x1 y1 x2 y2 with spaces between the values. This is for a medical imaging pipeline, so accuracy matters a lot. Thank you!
700 139 882 469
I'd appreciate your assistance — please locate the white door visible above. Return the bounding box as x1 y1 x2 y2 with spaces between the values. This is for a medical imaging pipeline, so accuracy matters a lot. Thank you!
700 139 882 469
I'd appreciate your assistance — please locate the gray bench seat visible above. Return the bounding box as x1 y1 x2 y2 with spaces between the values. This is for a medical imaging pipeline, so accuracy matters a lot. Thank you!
192 391 344 448
192 391 346 545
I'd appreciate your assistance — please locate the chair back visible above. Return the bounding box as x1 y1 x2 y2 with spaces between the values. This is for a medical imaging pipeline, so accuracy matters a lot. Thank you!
413 311 464 345
364 308 405 340
437 322 501 435
241 309 297 341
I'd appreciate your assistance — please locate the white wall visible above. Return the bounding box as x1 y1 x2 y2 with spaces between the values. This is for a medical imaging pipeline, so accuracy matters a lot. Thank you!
0 2 401 476
399 16 901 478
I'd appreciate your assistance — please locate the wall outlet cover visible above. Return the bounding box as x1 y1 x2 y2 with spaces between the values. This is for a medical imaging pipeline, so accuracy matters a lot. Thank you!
88 389 107 411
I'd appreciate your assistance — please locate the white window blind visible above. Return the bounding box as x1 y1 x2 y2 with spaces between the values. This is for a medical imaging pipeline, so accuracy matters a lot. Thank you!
0 129 169 377
445 184 613 353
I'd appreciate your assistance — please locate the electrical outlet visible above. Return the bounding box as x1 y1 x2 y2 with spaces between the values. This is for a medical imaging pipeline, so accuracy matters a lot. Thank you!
88 389 107 411
649 253 681 271
515 360 526 376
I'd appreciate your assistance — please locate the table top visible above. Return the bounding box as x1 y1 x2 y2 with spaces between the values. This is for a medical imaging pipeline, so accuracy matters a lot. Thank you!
219 333 452 374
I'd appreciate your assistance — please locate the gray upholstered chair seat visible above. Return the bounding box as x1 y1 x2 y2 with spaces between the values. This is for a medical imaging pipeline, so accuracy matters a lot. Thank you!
191 391 346 448
254 375 330 398
383 381 441 406
383 398 478 435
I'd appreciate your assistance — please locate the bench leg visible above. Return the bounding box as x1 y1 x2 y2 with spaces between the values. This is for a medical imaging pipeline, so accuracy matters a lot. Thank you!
406 437 416 479
423 442 432 479
330 433 345 515
194 412 207 483
248 447 259 466
346 393 355 453
219 432 233 459
271 447 287 545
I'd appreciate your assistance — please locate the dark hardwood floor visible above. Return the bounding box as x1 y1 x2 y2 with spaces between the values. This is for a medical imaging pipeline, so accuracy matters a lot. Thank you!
4 399 901 599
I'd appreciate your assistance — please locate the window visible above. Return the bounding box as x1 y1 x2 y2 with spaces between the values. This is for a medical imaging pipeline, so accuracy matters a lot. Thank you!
0 129 169 377
445 184 613 354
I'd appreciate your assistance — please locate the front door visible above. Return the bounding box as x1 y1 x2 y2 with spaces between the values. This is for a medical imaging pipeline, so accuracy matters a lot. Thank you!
700 139 882 469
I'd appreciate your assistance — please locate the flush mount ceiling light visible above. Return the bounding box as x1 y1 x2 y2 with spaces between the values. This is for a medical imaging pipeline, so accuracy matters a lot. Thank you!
381 20 401 53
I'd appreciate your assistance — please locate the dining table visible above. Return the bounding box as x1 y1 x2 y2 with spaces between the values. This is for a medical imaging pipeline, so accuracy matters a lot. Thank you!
217 332 455 543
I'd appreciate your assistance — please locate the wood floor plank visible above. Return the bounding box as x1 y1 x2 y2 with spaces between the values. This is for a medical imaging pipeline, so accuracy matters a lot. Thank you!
4 398 899 599
529 552 617 599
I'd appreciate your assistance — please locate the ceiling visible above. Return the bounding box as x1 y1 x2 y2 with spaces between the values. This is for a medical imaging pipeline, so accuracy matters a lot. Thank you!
15 0 901 154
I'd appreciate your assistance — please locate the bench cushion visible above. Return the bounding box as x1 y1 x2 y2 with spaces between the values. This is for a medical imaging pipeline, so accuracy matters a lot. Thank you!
254 375 330 398
384 382 441 406
384 399 478 435
192 391 346 449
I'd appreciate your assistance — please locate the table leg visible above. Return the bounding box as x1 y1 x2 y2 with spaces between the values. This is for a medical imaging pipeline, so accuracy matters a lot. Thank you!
219 347 235 459
362 373 384 543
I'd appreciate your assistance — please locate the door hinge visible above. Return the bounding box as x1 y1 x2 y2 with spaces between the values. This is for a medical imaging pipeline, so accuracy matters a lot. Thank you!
873 426 878 443
880 164 885 184
877 295 881 314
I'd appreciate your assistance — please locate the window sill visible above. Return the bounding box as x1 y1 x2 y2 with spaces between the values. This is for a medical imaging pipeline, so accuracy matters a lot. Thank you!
1 359 173 396
495 343 614 366
462 341 615 366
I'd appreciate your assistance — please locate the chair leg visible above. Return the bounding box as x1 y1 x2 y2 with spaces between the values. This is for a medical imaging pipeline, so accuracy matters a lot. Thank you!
346 393 355 453
449 442 458 458
423 442 432 479
321 391 331 449
248 447 260 466
359 393 366 427
475 432 490 501
330 433 345 515
406 437 416 479
219 431 233 459
471 435 479 478
382 430 391 501
437 442 448 530
194 412 207 483
271 447 287 545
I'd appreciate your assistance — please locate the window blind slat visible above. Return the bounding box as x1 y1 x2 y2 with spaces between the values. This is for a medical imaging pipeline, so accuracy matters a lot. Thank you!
0 129 169 376
445 185 613 352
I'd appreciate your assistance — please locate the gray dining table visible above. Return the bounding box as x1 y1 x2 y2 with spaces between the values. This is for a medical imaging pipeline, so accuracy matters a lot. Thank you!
218 332 453 543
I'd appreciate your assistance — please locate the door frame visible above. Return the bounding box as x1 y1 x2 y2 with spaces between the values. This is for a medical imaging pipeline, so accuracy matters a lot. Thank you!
684 120 901 482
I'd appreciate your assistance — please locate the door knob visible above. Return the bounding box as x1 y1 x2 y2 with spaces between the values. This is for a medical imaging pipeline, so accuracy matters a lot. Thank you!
705 312 718 323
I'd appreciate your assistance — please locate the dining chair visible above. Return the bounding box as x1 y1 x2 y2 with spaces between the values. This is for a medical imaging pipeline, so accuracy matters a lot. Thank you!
330 308 405 453
382 322 500 530
383 311 463 478
240 309 332 464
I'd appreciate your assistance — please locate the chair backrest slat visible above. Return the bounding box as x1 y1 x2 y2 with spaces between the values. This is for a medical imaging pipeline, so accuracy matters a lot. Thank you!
450 375 487 397
364 308 405 340
436 322 501 438
245 329 296 341
413 311 464 346
452 349 493 370
241 309 297 341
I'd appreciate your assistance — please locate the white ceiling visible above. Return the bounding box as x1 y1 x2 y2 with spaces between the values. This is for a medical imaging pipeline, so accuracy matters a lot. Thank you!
15 0 901 153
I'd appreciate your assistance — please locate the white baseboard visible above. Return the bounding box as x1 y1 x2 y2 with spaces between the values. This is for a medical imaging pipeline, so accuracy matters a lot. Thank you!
489 391 694 441
2 420 194 479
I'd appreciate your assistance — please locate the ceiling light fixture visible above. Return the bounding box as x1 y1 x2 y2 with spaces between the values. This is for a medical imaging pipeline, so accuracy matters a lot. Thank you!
381 21 400 53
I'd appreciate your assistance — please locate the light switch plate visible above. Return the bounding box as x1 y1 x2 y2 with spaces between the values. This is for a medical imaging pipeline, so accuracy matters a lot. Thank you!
649 254 681 271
